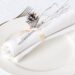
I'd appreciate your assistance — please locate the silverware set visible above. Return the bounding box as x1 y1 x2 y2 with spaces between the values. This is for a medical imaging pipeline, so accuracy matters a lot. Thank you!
18 0 70 44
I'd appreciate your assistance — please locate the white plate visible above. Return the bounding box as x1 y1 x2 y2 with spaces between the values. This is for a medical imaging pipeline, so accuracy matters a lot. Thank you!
0 17 75 75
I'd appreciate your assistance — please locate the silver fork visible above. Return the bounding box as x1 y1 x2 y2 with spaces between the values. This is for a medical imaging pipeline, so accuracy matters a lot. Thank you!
17 7 39 44
18 6 39 27
17 6 33 17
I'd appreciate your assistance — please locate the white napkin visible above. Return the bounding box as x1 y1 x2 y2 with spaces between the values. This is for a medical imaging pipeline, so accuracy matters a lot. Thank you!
1 9 75 62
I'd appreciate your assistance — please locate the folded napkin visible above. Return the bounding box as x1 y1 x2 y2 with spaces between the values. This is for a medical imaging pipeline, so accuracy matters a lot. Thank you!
1 9 75 62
